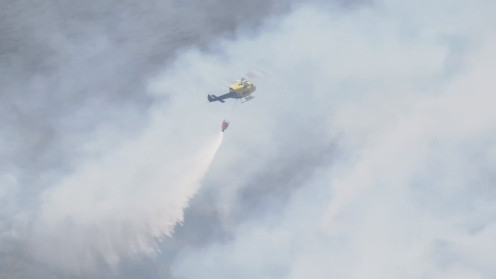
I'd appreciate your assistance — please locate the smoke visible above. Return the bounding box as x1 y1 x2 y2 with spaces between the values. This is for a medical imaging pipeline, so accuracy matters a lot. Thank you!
167 1 496 279
2 0 495 278
0 0 291 277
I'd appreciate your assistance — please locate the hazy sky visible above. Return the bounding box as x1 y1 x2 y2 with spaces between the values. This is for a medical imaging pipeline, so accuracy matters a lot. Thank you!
1 0 495 278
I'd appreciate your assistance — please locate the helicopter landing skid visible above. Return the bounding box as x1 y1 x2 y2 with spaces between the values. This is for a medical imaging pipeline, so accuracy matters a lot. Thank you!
241 96 254 103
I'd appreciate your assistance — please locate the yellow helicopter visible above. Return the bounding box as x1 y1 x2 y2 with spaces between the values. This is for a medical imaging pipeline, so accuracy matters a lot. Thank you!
208 78 256 103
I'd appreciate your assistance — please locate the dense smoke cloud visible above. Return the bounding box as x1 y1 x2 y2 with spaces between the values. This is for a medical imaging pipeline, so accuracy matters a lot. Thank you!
1 0 495 278
167 1 496 279
0 0 294 277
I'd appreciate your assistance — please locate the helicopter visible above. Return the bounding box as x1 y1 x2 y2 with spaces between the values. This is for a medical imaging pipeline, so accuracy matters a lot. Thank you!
208 78 256 103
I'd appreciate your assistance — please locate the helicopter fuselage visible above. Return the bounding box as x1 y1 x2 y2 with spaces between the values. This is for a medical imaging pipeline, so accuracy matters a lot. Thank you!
229 81 256 98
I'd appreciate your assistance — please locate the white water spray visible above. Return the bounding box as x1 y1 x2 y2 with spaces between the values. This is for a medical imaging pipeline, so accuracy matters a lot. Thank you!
31 122 224 272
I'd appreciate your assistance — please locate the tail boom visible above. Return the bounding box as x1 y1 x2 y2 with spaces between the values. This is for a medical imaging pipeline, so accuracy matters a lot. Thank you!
208 93 232 103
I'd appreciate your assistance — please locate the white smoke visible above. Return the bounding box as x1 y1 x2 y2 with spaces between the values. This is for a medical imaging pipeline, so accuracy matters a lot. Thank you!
169 1 496 279
4 0 494 276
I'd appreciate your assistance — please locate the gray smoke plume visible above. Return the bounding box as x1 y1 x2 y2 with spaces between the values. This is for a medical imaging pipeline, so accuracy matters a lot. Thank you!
3 0 495 278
